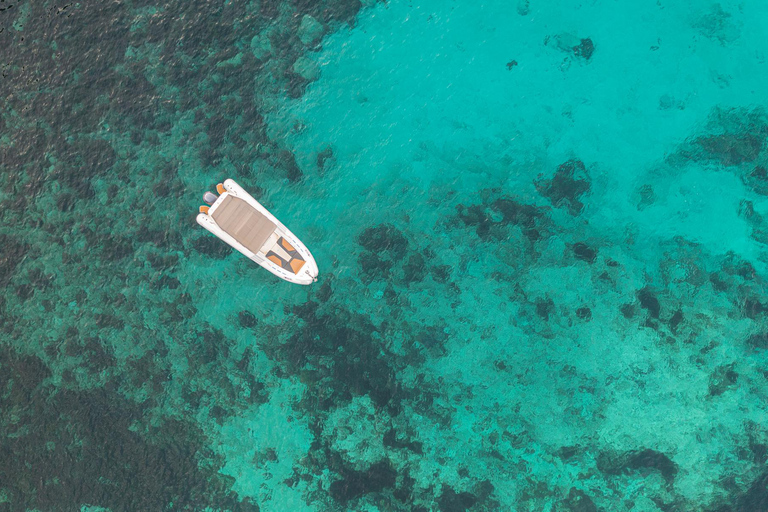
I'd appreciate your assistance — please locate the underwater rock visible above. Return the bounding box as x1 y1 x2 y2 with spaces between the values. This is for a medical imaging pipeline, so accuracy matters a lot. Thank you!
146 252 179 272
557 446 580 460
317 146 334 171
56 192 77 212
205 114 229 149
403 253 426 284
576 307 592 321
572 242 597 263
720 253 758 280
491 198 542 228
506 60 518 70
695 133 764 166
742 298 764 319
537 159 591 215
456 196 546 243
0 343 242 511
238 311 257 328
708 364 738 396
744 165 768 196
316 279 333 302
438 485 477 512
382 428 423 454
192 236 232 258
732 471 768 511
273 302 401 409
692 3 743 46
278 149 303 182
329 460 397 504
668 309 683 331
95 313 125 330
746 333 768 350
709 272 730 291
359 252 393 280
0 235 27 286
358 224 409 258
456 204 495 239
250 32 272 60
259 0 280 19
637 287 661 319
573 38 595 60
536 298 555 321
293 55 320 81
100 235 134 262
15 284 34 301
431 264 452 283
284 68 311 99
597 448 678 483
393 474 416 503
298 15 325 45
546 34 595 61
416 325 449 356
560 488 597 512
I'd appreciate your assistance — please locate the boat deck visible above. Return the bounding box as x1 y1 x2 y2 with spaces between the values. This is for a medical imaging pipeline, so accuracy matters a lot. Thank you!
211 195 306 274
211 196 276 254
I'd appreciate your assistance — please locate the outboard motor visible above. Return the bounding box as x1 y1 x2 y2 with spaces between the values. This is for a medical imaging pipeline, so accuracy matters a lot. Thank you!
203 191 218 205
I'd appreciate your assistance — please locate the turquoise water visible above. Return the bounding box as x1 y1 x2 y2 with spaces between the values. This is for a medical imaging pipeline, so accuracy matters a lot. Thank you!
2 0 768 510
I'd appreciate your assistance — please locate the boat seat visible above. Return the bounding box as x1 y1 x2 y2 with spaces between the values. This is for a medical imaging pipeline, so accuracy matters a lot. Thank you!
212 196 276 254
265 237 306 274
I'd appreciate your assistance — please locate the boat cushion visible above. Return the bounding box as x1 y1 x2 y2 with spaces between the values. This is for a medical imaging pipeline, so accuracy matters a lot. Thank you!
212 196 276 254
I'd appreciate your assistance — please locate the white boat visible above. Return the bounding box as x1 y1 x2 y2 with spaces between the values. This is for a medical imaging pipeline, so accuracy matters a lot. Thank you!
196 179 319 285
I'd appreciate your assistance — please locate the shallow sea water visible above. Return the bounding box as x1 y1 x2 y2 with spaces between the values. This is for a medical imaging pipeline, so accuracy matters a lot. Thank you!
2 0 768 510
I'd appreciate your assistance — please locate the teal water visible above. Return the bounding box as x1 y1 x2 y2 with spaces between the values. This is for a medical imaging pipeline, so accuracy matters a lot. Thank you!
2 0 768 510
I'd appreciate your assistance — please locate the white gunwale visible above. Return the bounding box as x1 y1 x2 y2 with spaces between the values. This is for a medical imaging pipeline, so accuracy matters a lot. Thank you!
196 179 319 285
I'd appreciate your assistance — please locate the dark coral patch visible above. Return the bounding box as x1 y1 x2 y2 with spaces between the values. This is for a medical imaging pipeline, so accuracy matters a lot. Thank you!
637 287 661 319
438 485 478 512
535 297 555 321
560 488 597 512
738 472 768 511
329 460 397 504
238 311 257 328
597 448 678 483
742 297 764 319
358 224 408 258
278 149 304 182
0 235 28 286
0 345 242 511
357 224 410 281
668 309 683 331
456 204 494 239
572 242 597 263
383 428 423 454
708 364 738 396
192 236 232 258
267 301 402 409
101 235 134 262
573 38 595 60
491 198 543 228
695 133 764 167
431 264 452 283
317 146 334 170
746 333 768 350
457 196 546 243
537 159 591 215
403 253 426 284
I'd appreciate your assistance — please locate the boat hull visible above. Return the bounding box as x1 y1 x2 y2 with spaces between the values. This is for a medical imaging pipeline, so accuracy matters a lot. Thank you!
196 179 319 285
